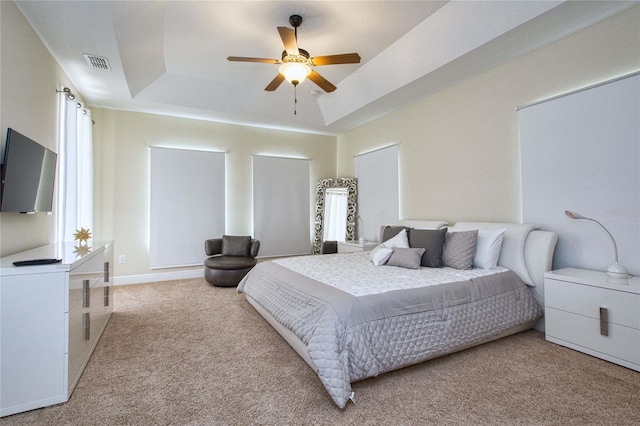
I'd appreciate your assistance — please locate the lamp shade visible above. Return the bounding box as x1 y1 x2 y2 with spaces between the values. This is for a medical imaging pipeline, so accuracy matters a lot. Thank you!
279 62 311 85
564 210 586 220
565 210 629 280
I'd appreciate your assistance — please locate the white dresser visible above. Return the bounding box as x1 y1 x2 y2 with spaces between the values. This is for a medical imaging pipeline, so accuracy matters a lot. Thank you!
544 268 639 372
338 240 378 254
0 241 114 417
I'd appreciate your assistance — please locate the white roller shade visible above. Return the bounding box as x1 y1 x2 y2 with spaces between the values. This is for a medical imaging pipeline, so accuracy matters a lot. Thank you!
520 73 639 277
253 155 310 257
149 147 225 268
355 145 399 242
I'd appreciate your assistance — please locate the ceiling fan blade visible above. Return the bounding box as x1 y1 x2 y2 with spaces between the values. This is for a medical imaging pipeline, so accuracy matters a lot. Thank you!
277 26 299 56
310 53 361 66
227 56 279 64
307 70 337 93
265 73 286 91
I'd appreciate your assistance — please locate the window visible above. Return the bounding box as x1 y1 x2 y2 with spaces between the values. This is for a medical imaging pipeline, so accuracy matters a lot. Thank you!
57 90 93 242
354 145 399 241
149 147 225 268
519 73 639 274
253 155 310 257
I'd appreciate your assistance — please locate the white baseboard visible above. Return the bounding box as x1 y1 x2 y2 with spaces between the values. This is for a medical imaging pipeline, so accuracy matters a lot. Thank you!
114 268 204 285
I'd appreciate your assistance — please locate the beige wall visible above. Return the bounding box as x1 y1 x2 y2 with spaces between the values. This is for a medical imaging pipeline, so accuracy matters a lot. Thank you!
337 6 640 225
91 108 336 278
0 1 78 257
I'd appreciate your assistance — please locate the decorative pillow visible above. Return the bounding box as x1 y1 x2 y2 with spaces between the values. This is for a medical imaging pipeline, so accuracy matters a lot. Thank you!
221 235 251 257
443 230 478 270
408 228 447 267
473 228 506 269
381 226 409 243
369 228 409 266
369 245 394 266
382 228 410 249
386 247 425 269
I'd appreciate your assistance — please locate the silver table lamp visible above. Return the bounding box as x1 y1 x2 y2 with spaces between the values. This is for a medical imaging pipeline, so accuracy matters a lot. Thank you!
565 210 629 279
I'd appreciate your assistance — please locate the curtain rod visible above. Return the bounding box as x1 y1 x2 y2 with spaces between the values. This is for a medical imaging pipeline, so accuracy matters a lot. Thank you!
56 86 76 100
56 86 95 125
515 70 640 111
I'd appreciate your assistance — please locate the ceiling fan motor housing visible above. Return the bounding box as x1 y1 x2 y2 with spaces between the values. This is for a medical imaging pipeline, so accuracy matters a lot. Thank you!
289 15 303 28
281 48 310 64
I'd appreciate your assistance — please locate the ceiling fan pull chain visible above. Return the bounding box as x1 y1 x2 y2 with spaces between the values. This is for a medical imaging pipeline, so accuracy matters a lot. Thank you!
294 84 298 115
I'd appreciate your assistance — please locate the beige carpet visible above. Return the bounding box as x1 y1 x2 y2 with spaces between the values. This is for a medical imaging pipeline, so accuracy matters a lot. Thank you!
2 278 638 425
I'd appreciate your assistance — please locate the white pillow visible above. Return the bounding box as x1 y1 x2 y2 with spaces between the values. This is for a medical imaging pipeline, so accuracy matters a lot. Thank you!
369 228 409 266
473 228 506 269
382 228 410 249
369 245 393 266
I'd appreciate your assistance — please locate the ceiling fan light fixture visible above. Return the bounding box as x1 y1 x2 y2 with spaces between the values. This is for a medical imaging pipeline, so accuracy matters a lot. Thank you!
279 62 311 85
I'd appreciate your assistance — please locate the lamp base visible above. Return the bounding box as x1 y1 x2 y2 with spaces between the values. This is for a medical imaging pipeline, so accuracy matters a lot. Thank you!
606 263 629 280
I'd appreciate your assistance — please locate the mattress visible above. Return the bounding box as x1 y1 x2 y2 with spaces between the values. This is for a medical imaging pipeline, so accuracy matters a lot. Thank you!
237 252 543 408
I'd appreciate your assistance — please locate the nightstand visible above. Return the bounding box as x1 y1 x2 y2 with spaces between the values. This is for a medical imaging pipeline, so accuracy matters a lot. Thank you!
337 241 378 254
544 268 639 372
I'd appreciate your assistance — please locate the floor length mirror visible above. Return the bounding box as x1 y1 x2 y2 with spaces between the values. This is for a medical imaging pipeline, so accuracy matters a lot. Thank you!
313 178 357 254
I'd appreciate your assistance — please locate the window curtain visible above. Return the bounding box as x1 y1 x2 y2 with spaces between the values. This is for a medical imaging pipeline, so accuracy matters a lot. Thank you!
323 189 348 242
57 91 93 242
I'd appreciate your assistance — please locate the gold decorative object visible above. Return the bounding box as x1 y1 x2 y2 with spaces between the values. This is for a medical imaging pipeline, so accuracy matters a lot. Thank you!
73 245 92 256
73 227 92 245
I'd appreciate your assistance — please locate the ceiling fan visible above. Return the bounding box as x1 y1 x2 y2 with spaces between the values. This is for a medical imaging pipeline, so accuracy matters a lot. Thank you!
227 15 361 93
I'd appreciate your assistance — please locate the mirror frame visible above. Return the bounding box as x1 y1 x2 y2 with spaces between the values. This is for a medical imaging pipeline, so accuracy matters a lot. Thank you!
313 177 357 254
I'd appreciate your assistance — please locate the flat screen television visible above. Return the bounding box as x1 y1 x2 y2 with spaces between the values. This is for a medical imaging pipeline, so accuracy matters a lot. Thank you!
0 128 57 213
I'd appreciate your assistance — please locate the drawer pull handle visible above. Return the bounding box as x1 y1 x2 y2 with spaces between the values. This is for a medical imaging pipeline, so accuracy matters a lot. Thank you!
83 312 91 341
599 307 609 336
82 279 90 308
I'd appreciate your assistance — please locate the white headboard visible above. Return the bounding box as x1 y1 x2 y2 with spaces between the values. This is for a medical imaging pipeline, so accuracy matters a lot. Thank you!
393 219 447 229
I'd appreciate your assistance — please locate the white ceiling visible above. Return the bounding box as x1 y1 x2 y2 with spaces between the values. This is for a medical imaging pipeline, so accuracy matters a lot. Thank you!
16 1 636 135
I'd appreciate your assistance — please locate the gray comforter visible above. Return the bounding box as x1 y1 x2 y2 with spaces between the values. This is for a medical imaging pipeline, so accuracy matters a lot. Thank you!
237 260 542 408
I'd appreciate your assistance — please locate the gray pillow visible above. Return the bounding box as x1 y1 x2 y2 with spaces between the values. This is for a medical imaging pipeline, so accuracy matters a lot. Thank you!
386 247 426 269
408 228 447 267
222 235 251 257
381 226 409 243
443 230 478 269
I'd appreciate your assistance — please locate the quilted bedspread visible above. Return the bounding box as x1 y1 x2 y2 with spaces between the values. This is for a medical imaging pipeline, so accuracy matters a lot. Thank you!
237 253 542 408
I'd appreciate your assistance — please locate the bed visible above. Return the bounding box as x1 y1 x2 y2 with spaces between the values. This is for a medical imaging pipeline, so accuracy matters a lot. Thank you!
237 221 558 408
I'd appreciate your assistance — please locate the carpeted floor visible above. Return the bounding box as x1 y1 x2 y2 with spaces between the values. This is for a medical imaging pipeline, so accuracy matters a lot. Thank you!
1 278 638 425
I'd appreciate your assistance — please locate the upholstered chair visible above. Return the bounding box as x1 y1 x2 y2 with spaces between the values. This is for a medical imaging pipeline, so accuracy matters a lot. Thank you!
321 240 338 254
204 235 260 287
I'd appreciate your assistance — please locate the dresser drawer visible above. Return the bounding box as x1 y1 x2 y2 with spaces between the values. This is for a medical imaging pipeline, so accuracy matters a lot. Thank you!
68 251 108 311
68 301 91 392
545 307 640 366
545 279 639 329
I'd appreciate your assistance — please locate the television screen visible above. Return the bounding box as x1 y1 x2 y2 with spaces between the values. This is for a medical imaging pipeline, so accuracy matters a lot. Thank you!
0 128 57 213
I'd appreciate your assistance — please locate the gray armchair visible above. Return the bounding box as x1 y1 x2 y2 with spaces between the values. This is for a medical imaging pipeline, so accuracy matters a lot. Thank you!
204 235 260 287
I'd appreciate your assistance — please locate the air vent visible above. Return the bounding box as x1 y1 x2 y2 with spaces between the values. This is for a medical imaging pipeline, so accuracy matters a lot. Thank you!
84 54 111 71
